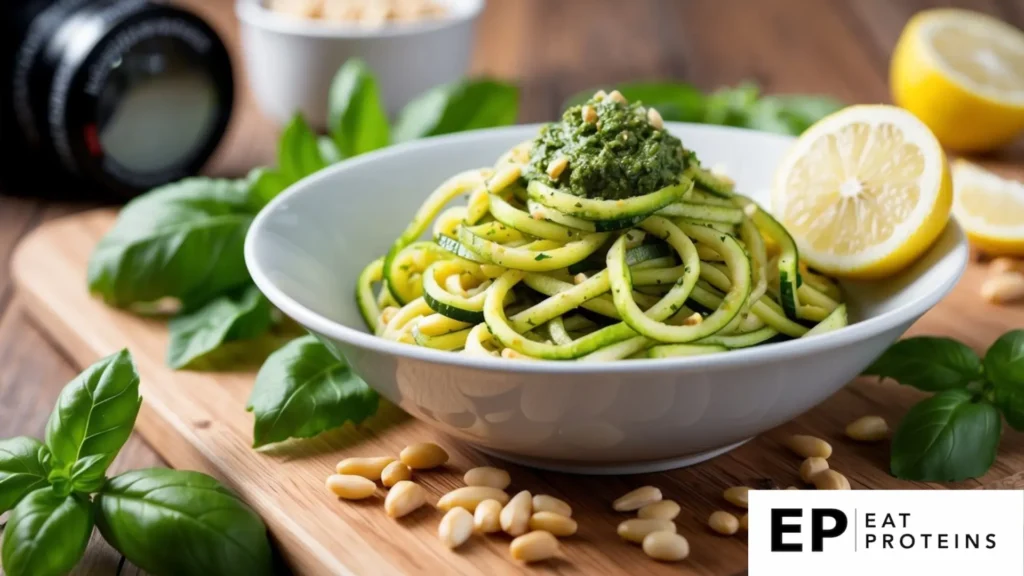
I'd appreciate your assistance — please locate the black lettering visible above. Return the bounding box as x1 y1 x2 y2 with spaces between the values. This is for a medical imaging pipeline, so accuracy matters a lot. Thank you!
882 513 895 528
899 512 910 528
865 534 876 548
883 534 893 548
938 534 948 549
987 534 997 549
966 534 979 549
865 513 875 528
811 509 848 552
921 533 932 548
900 534 915 549
771 509 802 552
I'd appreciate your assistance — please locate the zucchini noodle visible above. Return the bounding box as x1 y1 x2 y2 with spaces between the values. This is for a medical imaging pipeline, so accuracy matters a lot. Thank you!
356 126 848 360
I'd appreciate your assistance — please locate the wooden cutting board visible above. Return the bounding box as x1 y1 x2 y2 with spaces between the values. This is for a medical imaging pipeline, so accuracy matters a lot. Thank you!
12 209 1024 576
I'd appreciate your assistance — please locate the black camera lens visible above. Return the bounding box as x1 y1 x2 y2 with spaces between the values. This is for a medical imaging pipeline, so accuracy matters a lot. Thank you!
1 0 234 199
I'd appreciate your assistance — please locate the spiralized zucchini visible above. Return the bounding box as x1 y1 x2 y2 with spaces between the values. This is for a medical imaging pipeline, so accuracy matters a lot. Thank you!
356 140 848 361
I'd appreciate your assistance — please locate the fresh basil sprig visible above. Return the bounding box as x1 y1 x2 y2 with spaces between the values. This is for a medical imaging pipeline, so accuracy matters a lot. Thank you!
166 285 274 370
866 330 1024 482
0 350 274 576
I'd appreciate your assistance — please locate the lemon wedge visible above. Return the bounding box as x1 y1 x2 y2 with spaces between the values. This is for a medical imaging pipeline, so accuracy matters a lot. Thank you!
951 160 1024 255
772 105 952 279
892 9 1024 152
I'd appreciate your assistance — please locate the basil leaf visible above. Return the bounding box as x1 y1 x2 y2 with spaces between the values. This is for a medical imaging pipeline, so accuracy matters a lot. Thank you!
862 336 982 392
745 97 799 135
248 335 378 448
328 58 389 157
1 488 93 576
246 166 291 210
167 285 274 370
87 178 255 308
890 389 1002 481
703 82 760 127
393 79 518 143
44 349 141 492
985 329 1024 430
318 136 342 165
279 113 330 185
0 437 50 514
94 468 273 576
771 94 844 133
563 82 707 122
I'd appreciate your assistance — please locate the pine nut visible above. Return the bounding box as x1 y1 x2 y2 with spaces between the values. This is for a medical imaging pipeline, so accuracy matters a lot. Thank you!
613 485 662 512
326 474 376 500
743 203 758 218
739 514 748 531
501 490 532 536
400 442 449 469
990 257 1022 275
709 511 739 535
464 466 511 490
474 499 503 533
642 531 690 562
845 415 889 442
437 486 510 512
813 470 851 490
981 271 1024 303
582 105 598 124
384 481 427 518
381 461 412 487
546 156 569 180
799 457 830 484
335 456 395 481
573 273 588 284
608 90 628 104
510 530 559 563
617 519 676 543
647 107 664 130
784 434 832 459
723 486 750 508
638 499 680 521
532 494 572 517
528 512 578 537
439 507 474 549
593 90 608 101
683 312 703 326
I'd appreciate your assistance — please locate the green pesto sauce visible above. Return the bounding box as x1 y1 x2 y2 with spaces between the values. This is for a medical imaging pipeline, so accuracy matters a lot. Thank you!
525 96 692 200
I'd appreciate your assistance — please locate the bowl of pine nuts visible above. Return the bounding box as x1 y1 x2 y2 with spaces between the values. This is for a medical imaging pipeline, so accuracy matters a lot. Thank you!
236 0 483 128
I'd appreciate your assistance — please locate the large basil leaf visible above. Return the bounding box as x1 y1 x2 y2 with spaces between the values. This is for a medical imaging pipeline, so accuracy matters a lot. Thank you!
166 285 274 370
44 349 141 493
862 336 982 392
392 79 519 143
87 178 255 308
246 166 291 210
329 58 390 157
890 389 1002 482
564 82 707 122
94 468 273 576
247 335 378 448
1 488 94 576
984 329 1024 430
0 437 50 514
279 113 330 185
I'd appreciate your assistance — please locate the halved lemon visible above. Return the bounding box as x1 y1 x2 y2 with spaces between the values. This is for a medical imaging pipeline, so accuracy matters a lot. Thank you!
772 105 951 279
951 159 1024 255
891 9 1024 152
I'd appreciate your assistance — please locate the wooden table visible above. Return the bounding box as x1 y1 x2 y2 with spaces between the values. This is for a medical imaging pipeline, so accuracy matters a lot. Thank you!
2 0 1022 573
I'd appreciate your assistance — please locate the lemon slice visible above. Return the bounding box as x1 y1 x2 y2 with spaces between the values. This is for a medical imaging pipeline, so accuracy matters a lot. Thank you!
772 105 952 279
951 159 1024 255
892 9 1024 151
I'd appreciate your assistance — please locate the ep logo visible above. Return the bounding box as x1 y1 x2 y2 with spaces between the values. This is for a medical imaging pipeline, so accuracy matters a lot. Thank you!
771 508 848 552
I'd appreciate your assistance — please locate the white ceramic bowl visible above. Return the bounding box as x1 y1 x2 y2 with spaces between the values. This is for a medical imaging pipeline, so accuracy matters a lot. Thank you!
245 123 969 474
236 0 483 128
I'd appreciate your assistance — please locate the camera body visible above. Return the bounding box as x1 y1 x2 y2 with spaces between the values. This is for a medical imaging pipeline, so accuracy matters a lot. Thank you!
0 0 234 200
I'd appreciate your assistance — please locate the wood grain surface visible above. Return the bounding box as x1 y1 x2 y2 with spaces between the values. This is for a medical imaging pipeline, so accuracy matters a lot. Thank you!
4 0 1024 574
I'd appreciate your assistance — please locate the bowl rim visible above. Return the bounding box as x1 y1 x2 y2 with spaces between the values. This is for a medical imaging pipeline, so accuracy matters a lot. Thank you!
235 0 485 38
245 123 970 375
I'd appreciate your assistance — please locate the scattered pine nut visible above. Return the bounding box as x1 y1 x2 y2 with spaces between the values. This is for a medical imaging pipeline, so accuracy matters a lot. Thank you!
439 507 474 549
529 511 578 537
845 416 889 442
723 486 749 508
739 514 748 531
813 470 851 490
381 461 412 488
573 273 588 285
474 499 503 533
683 312 703 326
799 457 830 484
990 257 1022 275
608 90 628 104
400 442 449 469
510 530 559 563
437 486 510 512
708 511 739 535
642 531 690 562
582 105 598 124
617 519 676 544
384 481 427 518
613 485 662 512
326 474 376 500
647 107 664 130
784 435 832 459
981 271 1024 304
464 466 511 490
532 494 572 518
335 456 395 481
593 90 608 101
547 156 569 180
501 490 533 537
638 500 680 521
